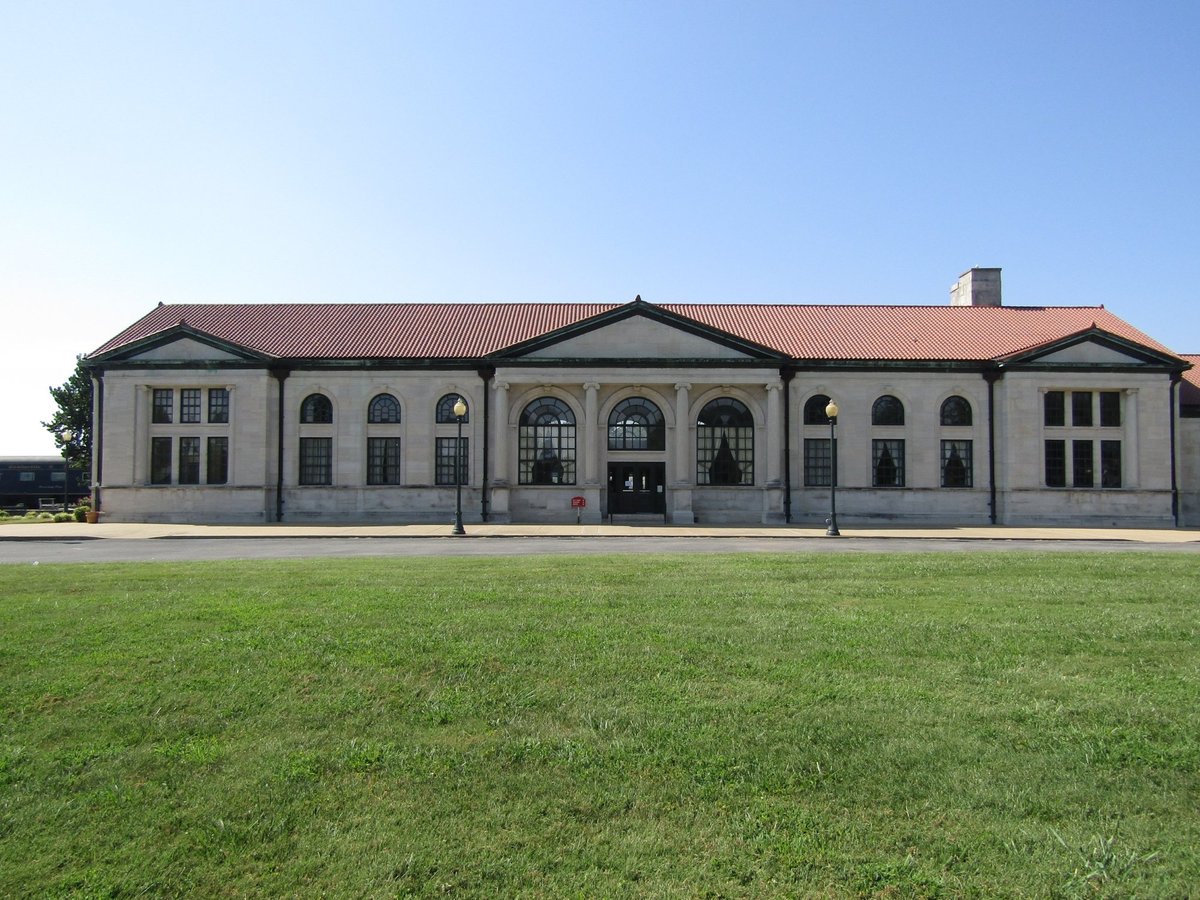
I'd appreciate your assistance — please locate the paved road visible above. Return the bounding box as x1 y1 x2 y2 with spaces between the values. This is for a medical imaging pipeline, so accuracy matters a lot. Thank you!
3 534 1198 564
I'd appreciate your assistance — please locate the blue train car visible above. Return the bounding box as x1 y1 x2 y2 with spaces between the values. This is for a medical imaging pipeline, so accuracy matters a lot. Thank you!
0 457 90 512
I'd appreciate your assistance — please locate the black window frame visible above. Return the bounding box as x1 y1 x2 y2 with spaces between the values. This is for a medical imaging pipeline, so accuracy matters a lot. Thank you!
940 396 973 427
208 388 229 424
368 393 402 424
871 395 905 426
152 389 173 424
180 389 202 424
436 394 469 424
299 437 333 485
435 437 469 485
940 439 973 488
803 437 831 487
1044 391 1065 427
696 397 754 486
1099 392 1121 427
518 397 576 486
872 439 905 487
1072 392 1094 427
178 436 200 484
1045 439 1066 487
207 436 229 484
367 436 402 485
608 397 665 451
150 436 172 484
1072 439 1094 488
803 395 832 425
1101 440 1122 488
300 394 333 424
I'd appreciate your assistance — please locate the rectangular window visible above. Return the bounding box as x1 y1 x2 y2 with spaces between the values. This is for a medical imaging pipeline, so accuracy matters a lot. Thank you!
207 437 229 484
803 438 831 487
1100 391 1121 427
1101 440 1122 488
940 440 973 488
299 437 332 485
1072 391 1093 427
1045 440 1066 487
367 437 403 485
435 437 468 485
180 389 202 423
872 439 905 487
1072 440 1094 487
1043 391 1064 427
152 389 173 424
151 437 172 484
208 388 229 424
178 437 200 484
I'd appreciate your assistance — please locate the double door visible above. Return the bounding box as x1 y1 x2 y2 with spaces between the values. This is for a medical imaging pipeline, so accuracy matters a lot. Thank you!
607 462 665 515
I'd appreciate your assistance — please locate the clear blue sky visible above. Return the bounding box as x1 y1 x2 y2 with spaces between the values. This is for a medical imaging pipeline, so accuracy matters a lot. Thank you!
3 1 1197 454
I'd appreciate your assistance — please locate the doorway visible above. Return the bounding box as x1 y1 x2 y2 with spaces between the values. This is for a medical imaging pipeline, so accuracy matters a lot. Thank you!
607 462 666 516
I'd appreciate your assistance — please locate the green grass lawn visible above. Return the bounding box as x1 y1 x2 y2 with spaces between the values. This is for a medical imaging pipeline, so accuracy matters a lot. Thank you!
1 553 1197 897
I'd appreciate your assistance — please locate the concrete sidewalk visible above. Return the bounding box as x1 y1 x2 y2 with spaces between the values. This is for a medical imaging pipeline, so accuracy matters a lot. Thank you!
3 521 1199 544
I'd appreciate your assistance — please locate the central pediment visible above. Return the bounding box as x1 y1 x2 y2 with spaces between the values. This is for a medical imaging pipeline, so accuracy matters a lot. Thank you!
495 299 783 362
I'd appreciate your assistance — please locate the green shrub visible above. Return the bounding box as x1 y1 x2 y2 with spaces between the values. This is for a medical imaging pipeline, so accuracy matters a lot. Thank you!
53 512 73 523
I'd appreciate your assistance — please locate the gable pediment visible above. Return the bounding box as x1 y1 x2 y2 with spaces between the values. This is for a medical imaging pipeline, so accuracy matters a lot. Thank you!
1002 328 1183 369
90 323 270 365
496 299 782 362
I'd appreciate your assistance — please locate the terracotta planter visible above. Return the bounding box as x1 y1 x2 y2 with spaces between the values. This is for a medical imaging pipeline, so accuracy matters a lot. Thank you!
85 510 99 524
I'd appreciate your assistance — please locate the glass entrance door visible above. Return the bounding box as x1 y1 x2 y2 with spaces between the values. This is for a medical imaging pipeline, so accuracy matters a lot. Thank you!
607 462 666 515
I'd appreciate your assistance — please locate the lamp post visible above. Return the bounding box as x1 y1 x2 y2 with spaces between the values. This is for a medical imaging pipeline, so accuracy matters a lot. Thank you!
824 401 840 536
452 397 467 535
61 430 74 512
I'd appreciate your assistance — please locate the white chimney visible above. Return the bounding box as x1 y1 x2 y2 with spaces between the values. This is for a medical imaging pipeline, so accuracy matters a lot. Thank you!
950 268 1002 307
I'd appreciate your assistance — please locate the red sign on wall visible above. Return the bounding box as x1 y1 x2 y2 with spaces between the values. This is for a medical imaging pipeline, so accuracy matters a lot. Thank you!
570 496 587 508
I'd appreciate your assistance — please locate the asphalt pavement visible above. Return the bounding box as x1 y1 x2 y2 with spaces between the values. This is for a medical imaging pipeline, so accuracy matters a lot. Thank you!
1 521 1198 564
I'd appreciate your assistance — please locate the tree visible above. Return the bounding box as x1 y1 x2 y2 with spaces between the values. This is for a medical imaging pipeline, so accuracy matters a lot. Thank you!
43 354 93 476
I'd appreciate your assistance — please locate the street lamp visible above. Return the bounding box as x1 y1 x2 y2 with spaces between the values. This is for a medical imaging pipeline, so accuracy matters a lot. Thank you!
61 430 74 512
824 401 840 536
452 397 467 535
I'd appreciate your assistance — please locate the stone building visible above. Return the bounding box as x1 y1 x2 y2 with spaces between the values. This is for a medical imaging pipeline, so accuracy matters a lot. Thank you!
84 269 1196 527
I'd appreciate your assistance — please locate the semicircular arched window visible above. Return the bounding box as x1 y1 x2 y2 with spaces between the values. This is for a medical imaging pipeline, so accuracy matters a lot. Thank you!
608 397 665 450
436 394 469 424
696 397 754 485
803 394 832 425
368 393 401 424
940 395 972 427
518 397 576 485
871 395 905 426
300 393 333 424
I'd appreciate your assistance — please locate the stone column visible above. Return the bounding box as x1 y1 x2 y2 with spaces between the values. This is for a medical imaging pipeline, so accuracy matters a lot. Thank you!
674 382 692 483
134 385 150 484
765 381 783 486
583 382 600 485
492 381 511 485
1124 388 1139 488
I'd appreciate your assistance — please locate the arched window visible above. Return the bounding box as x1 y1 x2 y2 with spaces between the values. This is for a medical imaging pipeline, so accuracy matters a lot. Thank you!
696 398 754 485
519 397 576 485
436 394 469 423
803 395 832 425
940 396 972 426
300 393 333 424
871 395 904 426
608 397 665 450
368 393 401 424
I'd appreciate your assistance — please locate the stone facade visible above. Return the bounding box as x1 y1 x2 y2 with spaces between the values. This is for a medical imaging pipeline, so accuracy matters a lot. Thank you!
86 288 1194 528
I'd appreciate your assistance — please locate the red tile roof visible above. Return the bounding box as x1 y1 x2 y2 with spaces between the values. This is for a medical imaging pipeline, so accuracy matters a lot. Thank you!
91 301 1182 363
